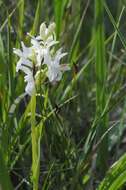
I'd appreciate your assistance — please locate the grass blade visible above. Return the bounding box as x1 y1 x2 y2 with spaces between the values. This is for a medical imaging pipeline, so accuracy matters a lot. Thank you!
31 0 43 35
0 148 13 190
54 0 68 38
97 153 126 190
95 0 108 173
104 2 126 49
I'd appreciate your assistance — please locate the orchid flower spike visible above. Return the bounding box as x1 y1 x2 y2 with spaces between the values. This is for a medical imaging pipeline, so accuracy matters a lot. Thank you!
13 22 70 96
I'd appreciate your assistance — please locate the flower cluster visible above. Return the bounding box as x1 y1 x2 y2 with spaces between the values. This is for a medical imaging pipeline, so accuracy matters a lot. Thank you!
13 22 69 96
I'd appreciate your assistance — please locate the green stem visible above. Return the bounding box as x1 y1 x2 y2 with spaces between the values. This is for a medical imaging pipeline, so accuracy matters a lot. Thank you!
31 94 40 190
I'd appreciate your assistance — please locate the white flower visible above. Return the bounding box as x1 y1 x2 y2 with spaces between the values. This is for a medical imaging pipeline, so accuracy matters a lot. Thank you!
13 22 70 96
44 48 70 82
13 42 35 96
40 22 56 42
13 41 32 58
24 72 35 96
28 22 58 67
30 37 49 67
13 41 33 73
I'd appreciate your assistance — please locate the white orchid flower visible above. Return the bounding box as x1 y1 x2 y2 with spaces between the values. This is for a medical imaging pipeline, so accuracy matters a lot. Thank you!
13 41 32 59
24 72 35 96
29 31 58 67
13 22 70 96
30 37 49 66
13 42 35 96
13 41 33 73
44 48 70 82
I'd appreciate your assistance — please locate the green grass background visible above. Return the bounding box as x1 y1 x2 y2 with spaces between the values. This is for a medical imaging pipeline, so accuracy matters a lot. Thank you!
1 0 126 189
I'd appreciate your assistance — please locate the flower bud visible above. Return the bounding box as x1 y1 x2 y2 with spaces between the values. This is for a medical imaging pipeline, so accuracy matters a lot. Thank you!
40 22 46 39
48 22 56 33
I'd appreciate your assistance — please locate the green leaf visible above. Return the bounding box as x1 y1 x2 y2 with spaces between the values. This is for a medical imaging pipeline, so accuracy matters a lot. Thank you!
97 153 126 190
31 0 43 35
95 0 108 173
0 148 13 190
54 0 68 38
104 2 126 49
